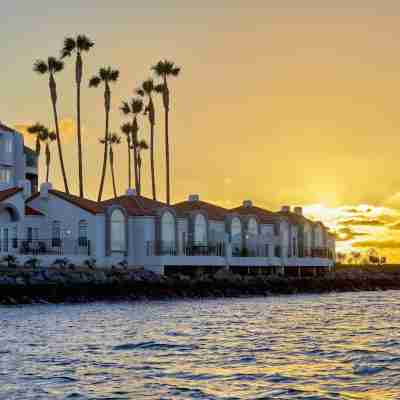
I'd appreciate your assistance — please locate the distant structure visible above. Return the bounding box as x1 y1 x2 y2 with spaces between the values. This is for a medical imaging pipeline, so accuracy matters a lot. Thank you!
0 123 335 275
0 122 38 193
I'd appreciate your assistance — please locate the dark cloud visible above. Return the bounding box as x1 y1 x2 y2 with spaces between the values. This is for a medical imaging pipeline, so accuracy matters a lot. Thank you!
334 227 368 241
353 240 400 249
389 221 400 230
340 218 385 227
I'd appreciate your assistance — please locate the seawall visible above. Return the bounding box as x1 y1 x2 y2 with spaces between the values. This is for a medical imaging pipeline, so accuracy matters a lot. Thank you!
1 266 399 305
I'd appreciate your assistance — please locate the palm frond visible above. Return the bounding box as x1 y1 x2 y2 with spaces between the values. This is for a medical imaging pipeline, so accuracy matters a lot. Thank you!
138 139 148 150
136 88 145 97
77 34 94 51
48 57 64 73
61 37 76 58
33 60 48 74
89 76 101 87
171 66 181 76
110 69 119 82
99 67 109 80
151 60 180 77
49 131 57 141
121 122 132 135
154 83 165 93
131 98 143 114
120 101 131 115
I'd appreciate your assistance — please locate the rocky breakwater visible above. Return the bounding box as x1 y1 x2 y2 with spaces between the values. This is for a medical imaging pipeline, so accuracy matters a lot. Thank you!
1 265 400 305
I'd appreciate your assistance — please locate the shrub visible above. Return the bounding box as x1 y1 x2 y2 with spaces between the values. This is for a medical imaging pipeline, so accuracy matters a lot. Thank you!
52 258 70 268
1 255 18 268
24 257 41 269
83 258 96 270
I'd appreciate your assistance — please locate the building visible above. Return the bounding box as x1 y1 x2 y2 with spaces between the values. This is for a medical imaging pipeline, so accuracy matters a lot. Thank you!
0 123 335 274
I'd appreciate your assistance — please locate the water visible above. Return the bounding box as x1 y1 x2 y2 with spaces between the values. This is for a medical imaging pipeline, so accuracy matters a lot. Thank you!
1 291 400 400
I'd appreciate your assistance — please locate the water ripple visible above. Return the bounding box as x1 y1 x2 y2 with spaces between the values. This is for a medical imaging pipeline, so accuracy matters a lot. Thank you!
1 291 400 399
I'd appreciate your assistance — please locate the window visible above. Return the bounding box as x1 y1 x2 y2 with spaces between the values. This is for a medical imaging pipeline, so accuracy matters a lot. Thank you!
194 214 207 244
4 138 12 153
274 223 280 236
27 227 33 242
12 226 17 249
292 237 297 257
274 245 281 257
231 217 242 251
0 167 12 183
2 228 8 252
161 212 175 253
248 218 258 237
265 244 270 257
111 209 125 252
78 220 88 247
52 221 61 247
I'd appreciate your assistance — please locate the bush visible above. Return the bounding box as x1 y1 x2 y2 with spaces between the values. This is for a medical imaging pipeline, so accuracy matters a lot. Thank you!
24 257 40 269
1 255 18 268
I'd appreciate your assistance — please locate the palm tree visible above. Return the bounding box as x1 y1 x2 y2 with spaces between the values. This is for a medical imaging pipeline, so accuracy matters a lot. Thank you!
33 57 70 193
151 60 181 204
27 123 57 183
100 133 121 198
136 79 163 200
61 34 95 198
120 98 143 193
136 139 149 196
121 122 133 189
89 67 119 201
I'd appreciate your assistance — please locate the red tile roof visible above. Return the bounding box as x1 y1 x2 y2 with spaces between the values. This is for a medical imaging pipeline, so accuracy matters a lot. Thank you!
0 187 23 202
0 123 15 133
230 204 278 224
25 205 44 216
173 200 229 221
28 190 104 214
101 195 166 216
277 211 321 227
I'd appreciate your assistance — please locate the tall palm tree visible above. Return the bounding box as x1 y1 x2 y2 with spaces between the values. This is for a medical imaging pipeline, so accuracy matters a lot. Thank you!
61 34 95 198
136 139 148 196
89 67 119 201
120 98 143 193
100 133 121 198
121 122 133 189
33 57 70 193
151 60 181 204
136 79 163 200
27 123 57 183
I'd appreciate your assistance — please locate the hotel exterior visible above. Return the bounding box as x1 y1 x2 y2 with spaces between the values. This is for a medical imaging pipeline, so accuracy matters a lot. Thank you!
0 124 335 274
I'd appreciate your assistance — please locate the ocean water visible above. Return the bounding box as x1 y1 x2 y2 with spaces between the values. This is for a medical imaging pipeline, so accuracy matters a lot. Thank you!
1 292 400 400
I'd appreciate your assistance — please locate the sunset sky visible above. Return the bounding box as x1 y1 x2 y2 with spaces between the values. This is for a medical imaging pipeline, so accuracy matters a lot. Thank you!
3 1 400 260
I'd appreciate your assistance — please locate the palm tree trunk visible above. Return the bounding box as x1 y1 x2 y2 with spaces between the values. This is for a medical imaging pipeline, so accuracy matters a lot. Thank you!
51 97 70 194
77 80 84 198
46 144 50 183
165 108 170 205
150 122 156 200
132 118 139 193
97 109 109 201
127 140 132 188
137 155 142 195
110 147 117 198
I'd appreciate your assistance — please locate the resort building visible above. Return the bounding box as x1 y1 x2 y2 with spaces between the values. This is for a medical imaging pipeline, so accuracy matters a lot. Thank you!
0 123 335 274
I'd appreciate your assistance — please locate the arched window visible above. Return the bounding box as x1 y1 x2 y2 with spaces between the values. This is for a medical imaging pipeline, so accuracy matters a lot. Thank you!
292 237 297 257
231 217 242 251
52 220 61 247
194 214 207 244
78 220 88 247
111 209 125 252
161 212 175 253
247 218 258 237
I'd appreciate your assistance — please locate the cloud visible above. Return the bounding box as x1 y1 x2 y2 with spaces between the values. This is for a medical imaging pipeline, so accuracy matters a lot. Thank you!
352 239 400 249
389 221 400 230
334 227 367 241
340 218 385 226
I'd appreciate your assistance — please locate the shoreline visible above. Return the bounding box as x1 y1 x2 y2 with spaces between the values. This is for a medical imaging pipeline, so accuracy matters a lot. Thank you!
1 265 400 305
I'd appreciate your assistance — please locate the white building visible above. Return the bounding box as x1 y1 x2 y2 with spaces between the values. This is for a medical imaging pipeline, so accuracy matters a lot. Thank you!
0 123 335 274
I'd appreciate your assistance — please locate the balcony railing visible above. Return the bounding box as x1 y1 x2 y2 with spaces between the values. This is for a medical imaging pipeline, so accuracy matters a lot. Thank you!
146 241 226 257
0 239 91 256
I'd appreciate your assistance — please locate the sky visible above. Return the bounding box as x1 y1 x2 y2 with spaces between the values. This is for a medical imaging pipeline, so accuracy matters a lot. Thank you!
3 1 400 260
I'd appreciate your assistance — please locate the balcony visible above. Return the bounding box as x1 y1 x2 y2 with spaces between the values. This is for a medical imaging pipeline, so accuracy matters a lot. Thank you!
146 241 226 257
0 239 91 256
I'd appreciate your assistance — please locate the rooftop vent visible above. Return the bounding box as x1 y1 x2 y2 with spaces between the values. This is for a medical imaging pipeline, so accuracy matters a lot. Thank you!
281 205 290 213
294 206 303 216
126 188 137 197
243 200 253 208
188 194 199 202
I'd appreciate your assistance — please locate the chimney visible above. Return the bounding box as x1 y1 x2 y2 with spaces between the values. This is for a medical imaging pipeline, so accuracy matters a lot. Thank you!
294 206 303 216
126 188 137 197
243 200 253 208
281 205 290 213
188 194 199 202
40 182 52 198
18 179 31 199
